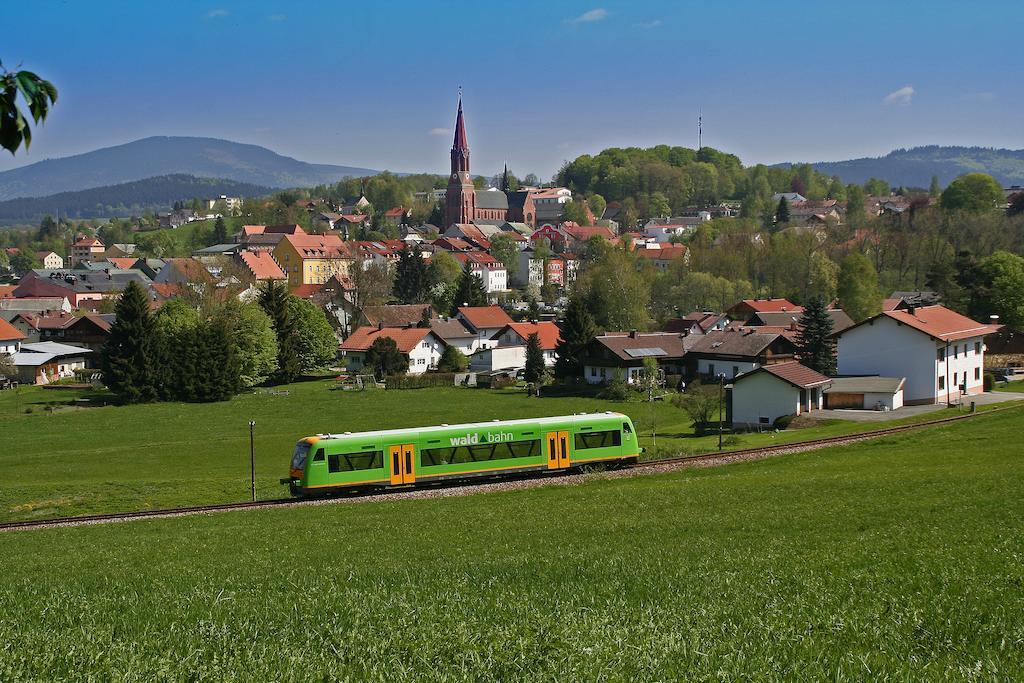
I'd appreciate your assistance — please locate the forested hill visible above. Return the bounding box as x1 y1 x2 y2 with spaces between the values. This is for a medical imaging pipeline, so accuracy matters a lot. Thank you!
0 136 379 200
780 146 1024 189
0 175 274 225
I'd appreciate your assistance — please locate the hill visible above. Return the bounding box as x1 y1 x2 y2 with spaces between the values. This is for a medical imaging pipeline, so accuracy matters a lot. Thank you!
780 145 1024 188
0 136 379 200
0 174 275 225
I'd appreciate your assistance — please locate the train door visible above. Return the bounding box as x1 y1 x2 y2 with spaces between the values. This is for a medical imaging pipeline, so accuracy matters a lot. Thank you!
545 431 571 469
389 444 417 485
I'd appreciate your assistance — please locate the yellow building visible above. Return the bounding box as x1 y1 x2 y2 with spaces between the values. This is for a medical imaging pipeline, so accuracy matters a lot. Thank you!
272 234 354 290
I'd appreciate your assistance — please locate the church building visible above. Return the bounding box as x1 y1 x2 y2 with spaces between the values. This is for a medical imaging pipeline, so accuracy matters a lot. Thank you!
444 97 537 229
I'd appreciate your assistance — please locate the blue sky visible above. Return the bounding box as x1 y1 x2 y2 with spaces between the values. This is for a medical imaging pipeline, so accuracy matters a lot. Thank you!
2 0 1022 179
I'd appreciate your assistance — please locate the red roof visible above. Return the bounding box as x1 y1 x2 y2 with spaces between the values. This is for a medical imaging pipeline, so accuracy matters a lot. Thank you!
636 245 687 261
290 283 325 299
242 225 267 235
281 234 352 259
383 207 407 218
150 283 181 299
563 225 614 241
265 224 307 235
73 237 103 247
240 251 286 280
730 298 802 313
340 326 433 354
451 251 501 267
107 257 137 269
749 361 831 388
0 317 25 341
494 322 561 350
457 305 514 330
882 306 998 342
0 284 16 299
433 237 475 252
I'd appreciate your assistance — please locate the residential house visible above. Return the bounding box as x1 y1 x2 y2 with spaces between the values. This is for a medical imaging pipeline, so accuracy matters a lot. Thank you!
581 330 691 384
70 237 105 266
663 312 729 336
10 341 92 385
823 376 905 411
746 309 854 333
490 321 561 366
429 317 478 355
159 209 197 228
726 298 803 322
154 258 215 286
14 269 151 308
203 195 242 212
531 187 573 223
273 233 353 290
105 243 137 259
730 361 830 428
360 304 433 329
450 251 507 294
239 251 287 281
36 251 64 269
456 305 514 351
635 244 689 270
514 249 566 289
772 192 806 204
31 312 112 365
642 217 705 243
340 195 371 215
0 317 25 357
835 305 996 405
339 326 446 375
380 207 408 229
687 328 797 380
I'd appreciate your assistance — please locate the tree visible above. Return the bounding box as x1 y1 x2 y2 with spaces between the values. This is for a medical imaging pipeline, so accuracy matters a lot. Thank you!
523 173 540 186
929 175 942 198
9 250 40 274
977 251 1024 328
527 295 541 322
671 380 717 433
524 332 546 386
288 296 337 373
451 261 487 314
393 246 429 304
864 178 890 197
365 336 408 377
925 256 964 312
258 280 300 383
845 184 867 226
806 252 839 303
775 196 790 226
573 248 650 331
795 296 836 375
213 216 228 244
102 281 157 403
188 318 241 402
437 345 468 372
1007 192 1024 217
1 62 58 155
940 173 1004 213
647 192 671 218
561 198 590 225
553 294 598 380
587 194 607 221
837 253 882 323
215 300 278 388
488 233 519 280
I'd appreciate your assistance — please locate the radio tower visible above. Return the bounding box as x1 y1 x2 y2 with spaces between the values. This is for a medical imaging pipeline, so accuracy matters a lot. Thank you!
698 109 702 150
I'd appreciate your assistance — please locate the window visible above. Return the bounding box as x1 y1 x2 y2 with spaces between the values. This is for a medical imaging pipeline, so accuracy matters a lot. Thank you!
590 367 597 377
574 430 622 450
622 422 632 434
975 367 981 381
421 439 541 466
759 417 770 424
328 450 383 473
937 348 944 362
938 375 945 390
954 345 959 359
975 341 982 354
708 363 716 376
313 449 325 462
953 372 958 386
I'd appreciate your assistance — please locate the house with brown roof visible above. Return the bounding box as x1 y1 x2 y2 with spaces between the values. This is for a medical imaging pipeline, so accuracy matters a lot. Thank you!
456 305 514 350
31 312 112 364
428 316 477 354
746 309 854 333
663 312 729 336
726 298 803 322
490 321 562 366
835 305 998 405
339 325 446 375
361 304 433 329
71 237 105 266
581 330 693 384
730 361 831 428
36 251 64 269
272 233 353 290
687 328 797 380
239 251 287 281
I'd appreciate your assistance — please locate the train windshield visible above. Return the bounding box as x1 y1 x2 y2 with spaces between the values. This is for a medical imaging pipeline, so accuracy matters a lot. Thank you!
291 442 311 471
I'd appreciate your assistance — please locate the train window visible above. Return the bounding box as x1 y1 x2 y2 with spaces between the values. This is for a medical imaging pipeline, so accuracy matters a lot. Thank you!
421 439 541 466
622 422 632 434
313 449 325 462
574 430 622 450
328 450 384 473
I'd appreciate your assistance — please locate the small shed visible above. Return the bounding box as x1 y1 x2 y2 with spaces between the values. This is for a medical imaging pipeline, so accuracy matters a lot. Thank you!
730 361 831 428
824 376 905 411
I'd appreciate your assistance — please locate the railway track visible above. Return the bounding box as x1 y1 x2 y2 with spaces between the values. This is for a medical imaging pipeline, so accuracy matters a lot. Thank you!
1 405 1014 533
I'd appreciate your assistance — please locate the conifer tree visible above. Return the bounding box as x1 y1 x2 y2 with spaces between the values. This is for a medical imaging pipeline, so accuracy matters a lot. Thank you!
795 296 836 376
554 294 598 380
213 216 228 244
102 280 157 403
775 196 790 226
393 246 428 303
258 280 300 383
524 332 546 386
450 262 487 314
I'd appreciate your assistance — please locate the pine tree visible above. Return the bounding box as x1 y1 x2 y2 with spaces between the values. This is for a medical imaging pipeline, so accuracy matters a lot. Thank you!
393 246 428 303
450 262 487 314
795 296 836 376
775 196 790 226
257 280 300 383
929 175 942 198
524 332 546 386
437 345 468 372
365 336 408 377
213 216 228 244
102 281 158 403
554 294 598 380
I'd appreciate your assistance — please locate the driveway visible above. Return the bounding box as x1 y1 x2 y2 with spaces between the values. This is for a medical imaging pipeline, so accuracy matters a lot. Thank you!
815 391 1024 422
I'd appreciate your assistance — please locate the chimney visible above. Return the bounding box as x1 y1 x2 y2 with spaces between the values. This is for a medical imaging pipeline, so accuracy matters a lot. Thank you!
377 321 384 330
629 329 638 339
907 304 916 316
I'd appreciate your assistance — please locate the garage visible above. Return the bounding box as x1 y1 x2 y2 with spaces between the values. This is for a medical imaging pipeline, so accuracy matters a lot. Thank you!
824 376 905 411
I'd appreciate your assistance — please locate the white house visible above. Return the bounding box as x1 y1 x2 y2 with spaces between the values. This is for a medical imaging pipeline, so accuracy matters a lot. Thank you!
451 252 507 294
456 305 514 351
490 322 561 366
338 326 446 375
0 317 25 357
835 305 996 405
730 361 831 428
469 345 527 373
36 251 64 269
430 317 479 355
824 376 905 411
10 341 92 385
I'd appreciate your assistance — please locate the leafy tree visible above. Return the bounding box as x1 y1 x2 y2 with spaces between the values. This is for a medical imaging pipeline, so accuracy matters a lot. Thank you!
152 299 200 400
845 184 867 225
647 192 671 218
351 259 393 309
392 246 429 304
365 336 408 377
929 175 942 197
977 251 1024 328
573 248 650 331
587 194 607 220
807 252 839 303
553 294 598 380
215 300 278 388
524 332 546 386
213 216 228 244
288 296 337 373
523 173 540 186
561 198 590 225
9 249 40 274
188 318 241 402
837 253 882 322
258 280 300 383
451 261 487 314
0 62 58 155
488 233 520 280
925 256 964 312
427 250 462 289
940 173 1003 213
437 345 468 372
864 178 890 197
671 380 718 433
775 196 790 225
795 296 836 376
102 281 157 403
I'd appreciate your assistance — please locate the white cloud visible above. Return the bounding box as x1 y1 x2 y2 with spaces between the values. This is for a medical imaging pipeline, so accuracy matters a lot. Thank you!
267 14 287 22
429 128 449 136
206 8 228 18
883 85 915 106
635 19 663 29
567 8 607 24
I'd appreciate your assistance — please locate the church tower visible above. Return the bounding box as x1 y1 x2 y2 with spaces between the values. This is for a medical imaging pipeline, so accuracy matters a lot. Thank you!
445 96 475 227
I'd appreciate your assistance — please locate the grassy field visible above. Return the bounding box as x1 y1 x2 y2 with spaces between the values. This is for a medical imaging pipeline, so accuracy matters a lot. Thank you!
1 380 1020 523
995 378 1024 392
1 407 1021 679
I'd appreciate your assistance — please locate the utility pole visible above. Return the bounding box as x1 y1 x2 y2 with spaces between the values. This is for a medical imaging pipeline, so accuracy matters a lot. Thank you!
249 420 256 502
718 374 724 451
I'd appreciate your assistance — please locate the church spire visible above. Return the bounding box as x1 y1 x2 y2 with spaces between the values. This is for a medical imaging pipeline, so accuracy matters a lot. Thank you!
450 93 470 175
501 162 509 192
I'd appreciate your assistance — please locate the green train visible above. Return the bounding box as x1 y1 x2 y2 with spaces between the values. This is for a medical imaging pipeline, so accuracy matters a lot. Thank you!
284 412 640 496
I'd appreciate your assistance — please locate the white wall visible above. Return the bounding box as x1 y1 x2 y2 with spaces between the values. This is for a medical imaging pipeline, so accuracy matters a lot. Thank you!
731 372 801 427
470 345 526 372
697 358 759 380
863 390 903 411
407 334 445 374
584 364 642 384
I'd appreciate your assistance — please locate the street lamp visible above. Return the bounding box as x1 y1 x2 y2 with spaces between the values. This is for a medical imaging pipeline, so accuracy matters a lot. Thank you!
249 420 256 502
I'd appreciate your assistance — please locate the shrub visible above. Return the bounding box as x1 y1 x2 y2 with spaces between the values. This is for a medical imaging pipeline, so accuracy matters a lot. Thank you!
774 415 794 430
385 373 456 390
984 372 995 392
598 371 630 400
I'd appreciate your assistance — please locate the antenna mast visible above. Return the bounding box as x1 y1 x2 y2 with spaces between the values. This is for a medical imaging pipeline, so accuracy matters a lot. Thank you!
698 109 702 150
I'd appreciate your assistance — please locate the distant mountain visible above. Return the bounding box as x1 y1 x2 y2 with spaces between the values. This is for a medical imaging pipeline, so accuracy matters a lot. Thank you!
777 146 1024 189
0 174 275 225
0 136 379 201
